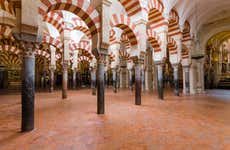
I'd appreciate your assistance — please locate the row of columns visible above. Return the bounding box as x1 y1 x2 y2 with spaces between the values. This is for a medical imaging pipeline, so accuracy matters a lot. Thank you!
21 47 204 133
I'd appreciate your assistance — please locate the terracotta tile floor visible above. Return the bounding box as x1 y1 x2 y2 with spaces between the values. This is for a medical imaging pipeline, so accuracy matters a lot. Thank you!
0 89 229 150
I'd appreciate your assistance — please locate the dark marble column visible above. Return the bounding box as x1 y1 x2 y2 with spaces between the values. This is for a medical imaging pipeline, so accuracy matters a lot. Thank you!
184 66 190 95
62 60 68 99
97 61 105 114
49 66 55 92
156 63 164 100
105 70 108 88
117 69 120 90
129 69 133 91
173 64 179 96
91 68 96 95
21 50 35 132
112 68 117 93
73 68 77 89
135 63 141 105
141 67 145 92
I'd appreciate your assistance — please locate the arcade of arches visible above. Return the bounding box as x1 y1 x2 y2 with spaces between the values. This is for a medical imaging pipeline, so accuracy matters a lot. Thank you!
0 0 229 149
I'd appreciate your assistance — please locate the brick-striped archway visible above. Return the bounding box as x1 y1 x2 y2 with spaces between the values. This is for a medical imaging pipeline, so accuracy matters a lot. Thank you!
167 36 177 55
148 0 166 29
72 17 91 39
147 29 162 53
182 21 192 43
168 9 180 37
42 35 63 51
38 0 100 51
118 0 142 17
43 11 64 34
110 14 138 46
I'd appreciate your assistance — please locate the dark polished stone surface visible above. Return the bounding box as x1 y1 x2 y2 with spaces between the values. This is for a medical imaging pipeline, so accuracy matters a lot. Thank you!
157 64 164 100
21 55 35 132
135 64 141 105
97 63 105 114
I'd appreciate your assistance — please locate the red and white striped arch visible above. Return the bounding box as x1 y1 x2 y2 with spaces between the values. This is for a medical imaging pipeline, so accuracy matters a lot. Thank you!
109 29 117 45
110 14 138 46
78 55 91 63
147 29 162 53
0 45 21 55
43 11 64 33
182 20 191 42
182 44 189 59
35 49 50 59
0 0 15 16
118 0 142 17
167 36 177 55
38 0 100 38
42 35 63 50
119 50 130 60
72 17 91 39
148 0 166 29
168 9 180 37
69 40 91 52
121 33 131 50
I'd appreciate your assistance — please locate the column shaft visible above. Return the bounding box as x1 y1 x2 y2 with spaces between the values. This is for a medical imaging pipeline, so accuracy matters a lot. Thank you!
91 68 96 95
173 65 180 96
112 68 117 93
183 66 190 94
21 53 35 132
73 68 77 89
50 67 54 92
97 63 105 114
62 61 68 99
157 64 164 100
135 64 141 105
129 69 133 91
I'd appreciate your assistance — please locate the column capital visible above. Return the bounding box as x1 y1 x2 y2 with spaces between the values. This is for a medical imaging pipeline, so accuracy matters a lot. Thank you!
49 65 56 70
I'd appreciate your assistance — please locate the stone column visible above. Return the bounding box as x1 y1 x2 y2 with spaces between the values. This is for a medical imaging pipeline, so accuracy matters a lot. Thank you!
152 66 157 90
49 45 56 92
145 66 152 91
21 44 35 132
141 66 145 92
172 64 179 96
196 60 205 94
49 66 55 92
62 60 68 99
72 50 79 89
62 25 71 98
190 60 197 94
120 67 123 88
126 69 129 88
156 63 164 100
112 68 117 93
200 60 205 93
135 63 141 105
90 67 96 95
183 66 190 95
97 60 105 114
73 68 77 89
128 69 133 90
117 69 120 90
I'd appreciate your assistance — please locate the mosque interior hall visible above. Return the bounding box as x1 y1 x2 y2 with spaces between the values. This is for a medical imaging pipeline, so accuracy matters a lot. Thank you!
0 0 229 149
